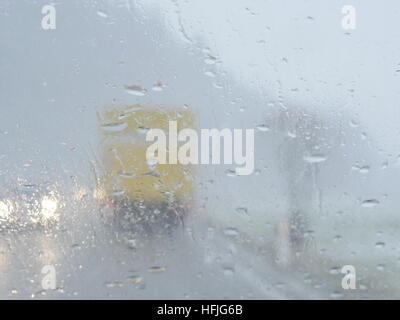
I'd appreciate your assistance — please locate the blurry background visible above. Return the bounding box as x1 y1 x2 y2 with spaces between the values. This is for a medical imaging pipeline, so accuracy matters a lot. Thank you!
0 0 400 299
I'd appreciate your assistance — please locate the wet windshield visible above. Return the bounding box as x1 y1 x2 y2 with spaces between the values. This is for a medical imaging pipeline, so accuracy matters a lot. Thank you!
0 0 399 299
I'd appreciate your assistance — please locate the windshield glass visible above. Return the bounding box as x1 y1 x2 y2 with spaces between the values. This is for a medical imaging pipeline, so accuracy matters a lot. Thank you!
0 0 399 299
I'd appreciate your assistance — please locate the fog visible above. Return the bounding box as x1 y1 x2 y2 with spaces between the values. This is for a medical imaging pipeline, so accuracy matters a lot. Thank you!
0 0 399 299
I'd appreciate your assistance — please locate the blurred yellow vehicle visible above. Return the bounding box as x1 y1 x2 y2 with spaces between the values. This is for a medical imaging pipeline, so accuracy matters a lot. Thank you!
97 105 196 235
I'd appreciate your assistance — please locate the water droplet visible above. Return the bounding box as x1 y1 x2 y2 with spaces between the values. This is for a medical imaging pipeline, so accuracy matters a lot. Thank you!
112 189 125 196
225 169 237 177
349 119 359 127
148 266 166 273
104 281 123 288
35 290 47 296
222 266 235 276
118 113 129 120
137 126 150 135
143 171 160 178
361 132 367 140
97 10 108 18
101 122 127 133
124 85 147 96
204 55 218 65
71 243 81 250
125 105 142 113
126 238 136 249
117 171 135 179
303 154 327 164
204 70 215 78
152 81 166 91
329 266 340 275
376 264 385 271
333 235 342 241
330 291 343 299
359 166 370 174
361 199 379 208
359 284 367 290
212 83 223 90
223 227 239 237
235 207 248 215
256 124 270 132
127 275 143 284
375 241 385 248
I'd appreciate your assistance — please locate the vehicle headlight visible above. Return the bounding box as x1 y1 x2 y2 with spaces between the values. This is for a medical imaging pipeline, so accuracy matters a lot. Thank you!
41 197 58 219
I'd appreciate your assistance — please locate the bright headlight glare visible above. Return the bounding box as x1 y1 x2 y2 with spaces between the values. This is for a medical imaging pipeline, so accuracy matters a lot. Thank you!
0 200 11 219
41 197 58 219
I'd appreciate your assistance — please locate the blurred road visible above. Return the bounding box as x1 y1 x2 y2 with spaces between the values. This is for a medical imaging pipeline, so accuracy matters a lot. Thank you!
1 0 400 300
0 207 325 299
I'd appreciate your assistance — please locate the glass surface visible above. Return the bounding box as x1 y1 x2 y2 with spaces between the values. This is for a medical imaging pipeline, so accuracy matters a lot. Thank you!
0 0 399 299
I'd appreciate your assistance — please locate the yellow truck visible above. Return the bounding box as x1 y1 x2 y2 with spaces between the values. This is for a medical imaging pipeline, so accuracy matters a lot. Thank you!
97 105 195 235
